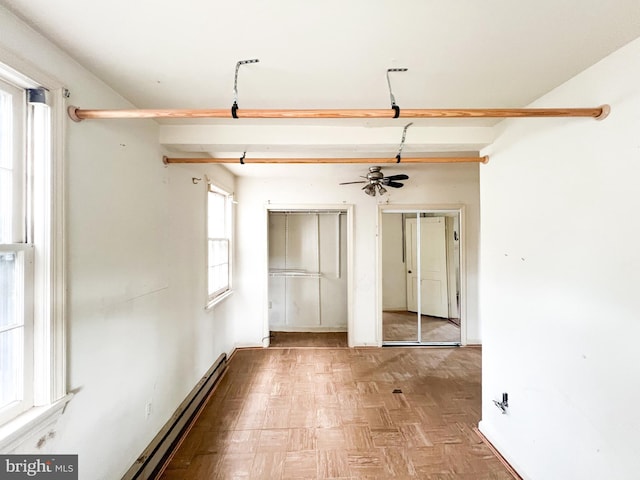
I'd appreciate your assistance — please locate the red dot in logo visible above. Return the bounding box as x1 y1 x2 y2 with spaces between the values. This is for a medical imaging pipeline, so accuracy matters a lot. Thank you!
46 461 52 465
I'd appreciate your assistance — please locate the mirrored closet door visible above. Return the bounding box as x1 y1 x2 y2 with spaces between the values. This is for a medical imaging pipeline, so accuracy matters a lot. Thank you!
382 210 461 345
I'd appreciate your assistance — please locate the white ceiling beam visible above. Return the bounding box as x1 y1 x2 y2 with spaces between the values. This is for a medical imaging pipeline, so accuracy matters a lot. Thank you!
159 124 495 156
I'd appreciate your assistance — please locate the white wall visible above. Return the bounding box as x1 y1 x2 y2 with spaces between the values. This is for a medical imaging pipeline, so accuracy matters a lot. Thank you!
479 37 640 480
231 163 481 346
0 7 236 479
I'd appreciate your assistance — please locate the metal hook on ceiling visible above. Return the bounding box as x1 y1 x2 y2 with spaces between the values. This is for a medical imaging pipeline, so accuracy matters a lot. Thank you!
395 122 413 163
386 68 408 118
232 59 260 118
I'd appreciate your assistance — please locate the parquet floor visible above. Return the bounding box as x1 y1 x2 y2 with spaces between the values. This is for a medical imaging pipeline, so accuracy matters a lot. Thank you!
159 347 514 479
270 332 348 348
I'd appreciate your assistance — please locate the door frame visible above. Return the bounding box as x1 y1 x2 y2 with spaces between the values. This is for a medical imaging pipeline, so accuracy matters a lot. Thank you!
263 203 355 347
377 204 467 346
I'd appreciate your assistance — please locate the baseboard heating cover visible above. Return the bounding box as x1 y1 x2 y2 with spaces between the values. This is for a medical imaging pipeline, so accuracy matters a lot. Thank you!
122 353 227 480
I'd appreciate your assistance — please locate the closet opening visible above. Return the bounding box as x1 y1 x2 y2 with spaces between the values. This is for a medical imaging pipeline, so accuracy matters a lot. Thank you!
266 207 352 348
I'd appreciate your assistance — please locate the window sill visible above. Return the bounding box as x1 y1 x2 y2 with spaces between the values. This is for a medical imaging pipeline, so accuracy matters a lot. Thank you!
206 289 233 311
0 393 74 452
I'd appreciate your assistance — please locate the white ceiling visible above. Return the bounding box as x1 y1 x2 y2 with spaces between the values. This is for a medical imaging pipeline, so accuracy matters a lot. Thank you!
3 0 640 176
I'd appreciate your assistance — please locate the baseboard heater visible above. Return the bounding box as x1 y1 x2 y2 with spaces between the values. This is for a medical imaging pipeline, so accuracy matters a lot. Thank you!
122 353 227 480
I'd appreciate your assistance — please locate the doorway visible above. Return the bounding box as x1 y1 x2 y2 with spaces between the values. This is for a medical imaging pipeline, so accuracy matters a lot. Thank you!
380 208 463 346
266 206 353 347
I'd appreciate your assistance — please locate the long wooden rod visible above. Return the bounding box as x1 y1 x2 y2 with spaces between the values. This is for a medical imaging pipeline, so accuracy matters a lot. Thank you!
69 105 610 121
163 156 489 165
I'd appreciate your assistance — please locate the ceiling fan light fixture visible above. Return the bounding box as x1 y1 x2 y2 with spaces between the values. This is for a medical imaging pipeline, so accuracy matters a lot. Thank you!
341 165 409 197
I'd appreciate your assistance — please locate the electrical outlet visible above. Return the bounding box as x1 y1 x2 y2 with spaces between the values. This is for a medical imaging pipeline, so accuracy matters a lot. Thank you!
145 402 152 418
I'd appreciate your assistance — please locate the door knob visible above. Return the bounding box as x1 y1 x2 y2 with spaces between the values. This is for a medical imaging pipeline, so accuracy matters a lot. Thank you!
408 270 412 273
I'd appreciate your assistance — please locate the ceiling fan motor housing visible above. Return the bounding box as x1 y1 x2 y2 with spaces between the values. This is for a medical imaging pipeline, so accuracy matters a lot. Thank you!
367 166 384 183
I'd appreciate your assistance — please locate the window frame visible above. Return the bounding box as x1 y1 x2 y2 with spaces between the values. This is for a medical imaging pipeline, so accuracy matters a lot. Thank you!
0 57 69 450
206 182 233 308
0 77 33 425
0 245 34 425
0 77 25 244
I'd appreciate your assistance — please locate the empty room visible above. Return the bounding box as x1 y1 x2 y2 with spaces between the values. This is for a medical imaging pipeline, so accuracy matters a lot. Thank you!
1 1 639 479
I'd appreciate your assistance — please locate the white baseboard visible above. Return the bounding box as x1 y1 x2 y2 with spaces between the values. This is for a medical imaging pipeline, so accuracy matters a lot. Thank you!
478 420 528 480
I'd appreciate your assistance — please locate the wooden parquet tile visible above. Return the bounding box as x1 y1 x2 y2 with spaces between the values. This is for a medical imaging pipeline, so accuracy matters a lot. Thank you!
270 331 348 347
159 347 515 479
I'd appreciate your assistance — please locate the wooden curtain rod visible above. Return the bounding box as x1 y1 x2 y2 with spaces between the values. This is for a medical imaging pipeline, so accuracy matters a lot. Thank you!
162 156 490 165
68 105 610 121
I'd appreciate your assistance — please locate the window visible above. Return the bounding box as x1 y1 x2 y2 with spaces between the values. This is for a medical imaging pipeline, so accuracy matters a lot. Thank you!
0 61 67 443
0 77 32 425
207 184 233 305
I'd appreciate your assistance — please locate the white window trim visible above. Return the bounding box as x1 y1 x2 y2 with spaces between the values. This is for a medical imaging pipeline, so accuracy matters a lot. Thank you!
0 56 70 448
0 393 73 453
205 181 233 309
206 288 233 310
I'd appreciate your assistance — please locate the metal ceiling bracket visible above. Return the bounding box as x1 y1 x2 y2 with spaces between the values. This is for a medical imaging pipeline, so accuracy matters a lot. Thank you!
232 58 260 118
395 122 413 163
386 68 408 118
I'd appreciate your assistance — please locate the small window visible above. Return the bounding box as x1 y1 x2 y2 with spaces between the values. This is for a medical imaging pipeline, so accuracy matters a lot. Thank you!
207 184 232 305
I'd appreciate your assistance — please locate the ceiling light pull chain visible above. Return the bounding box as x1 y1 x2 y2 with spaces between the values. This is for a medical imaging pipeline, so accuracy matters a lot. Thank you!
396 122 413 163
386 68 408 118
232 59 260 118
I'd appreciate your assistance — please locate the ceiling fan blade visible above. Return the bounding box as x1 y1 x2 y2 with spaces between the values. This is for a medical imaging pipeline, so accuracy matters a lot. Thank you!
339 181 367 185
386 181 405 188
384 174 409 181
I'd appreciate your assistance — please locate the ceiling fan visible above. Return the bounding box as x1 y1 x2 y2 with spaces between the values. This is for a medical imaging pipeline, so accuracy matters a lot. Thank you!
339 166 409 196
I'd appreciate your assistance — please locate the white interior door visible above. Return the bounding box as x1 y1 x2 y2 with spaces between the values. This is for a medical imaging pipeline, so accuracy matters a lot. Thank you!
406 217 449 317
